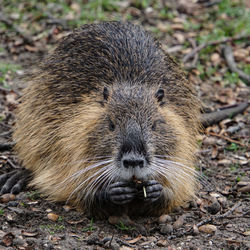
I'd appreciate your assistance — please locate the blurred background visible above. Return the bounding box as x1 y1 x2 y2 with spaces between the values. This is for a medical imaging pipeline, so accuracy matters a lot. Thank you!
0 0 249 98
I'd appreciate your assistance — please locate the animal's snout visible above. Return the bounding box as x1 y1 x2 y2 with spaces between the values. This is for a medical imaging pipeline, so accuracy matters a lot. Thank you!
122 157 145 169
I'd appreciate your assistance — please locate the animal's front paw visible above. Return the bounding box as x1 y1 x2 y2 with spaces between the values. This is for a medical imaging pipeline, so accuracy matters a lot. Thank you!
138 180 163 203
107 181 137 205
0 169 31 195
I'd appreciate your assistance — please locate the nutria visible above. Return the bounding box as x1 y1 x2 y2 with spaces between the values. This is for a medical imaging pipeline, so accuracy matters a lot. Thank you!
0 21 201 218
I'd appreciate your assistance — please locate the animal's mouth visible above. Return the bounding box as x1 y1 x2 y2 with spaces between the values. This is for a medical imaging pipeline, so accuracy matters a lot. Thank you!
117 165 152 182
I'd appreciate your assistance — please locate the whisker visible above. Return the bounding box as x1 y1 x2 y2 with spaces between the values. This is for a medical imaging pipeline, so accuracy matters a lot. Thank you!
152 158 213 190
66 164 110 204
151 163 189 186
84 165 118 205
56 159 113 189
57 155 113 170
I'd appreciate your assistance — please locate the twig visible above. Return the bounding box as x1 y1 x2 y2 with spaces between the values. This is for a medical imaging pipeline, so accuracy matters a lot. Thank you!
201 102 249 127
166 45 183 54
109 233 115 248
223 45 250 85
202 0 222 7
183 34 250 63
208 131 246 148
189 38 199 67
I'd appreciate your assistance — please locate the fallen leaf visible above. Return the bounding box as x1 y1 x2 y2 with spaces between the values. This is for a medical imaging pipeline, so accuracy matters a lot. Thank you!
238 184 250 193
2 232 15 247
211 53 221 66
21 230 38 237
156 239 167 247
173 33 185 44
127 235 142 244
119 247 133 250
233 48 249 61
66 218 85 225
171 23 184 31
25 45 38 52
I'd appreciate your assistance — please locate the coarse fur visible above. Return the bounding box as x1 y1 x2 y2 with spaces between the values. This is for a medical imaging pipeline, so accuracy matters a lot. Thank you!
13 21 200 218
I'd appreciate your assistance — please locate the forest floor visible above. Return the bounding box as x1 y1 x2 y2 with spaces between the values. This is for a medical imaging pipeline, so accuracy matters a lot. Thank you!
0 0 249 249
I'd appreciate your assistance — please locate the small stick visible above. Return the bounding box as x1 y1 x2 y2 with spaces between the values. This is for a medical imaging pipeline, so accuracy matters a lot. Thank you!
201 102 249 127
208 131 247 148
224 45 250 85
182 34 250 63
143 186 147 198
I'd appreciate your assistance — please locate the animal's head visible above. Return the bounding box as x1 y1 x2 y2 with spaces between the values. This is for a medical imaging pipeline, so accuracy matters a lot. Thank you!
88 83 180 182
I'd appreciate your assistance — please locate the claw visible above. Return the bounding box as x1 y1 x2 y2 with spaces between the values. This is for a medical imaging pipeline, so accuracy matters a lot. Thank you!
108 181 137 205
0 169 31 195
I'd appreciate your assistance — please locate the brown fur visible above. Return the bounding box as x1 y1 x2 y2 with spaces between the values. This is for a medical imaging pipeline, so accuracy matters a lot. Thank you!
13 22 200 218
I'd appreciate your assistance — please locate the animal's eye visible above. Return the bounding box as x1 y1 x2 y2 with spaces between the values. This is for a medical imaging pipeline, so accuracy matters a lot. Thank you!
152 121 157 131
152 119 165 131
109 119 115 131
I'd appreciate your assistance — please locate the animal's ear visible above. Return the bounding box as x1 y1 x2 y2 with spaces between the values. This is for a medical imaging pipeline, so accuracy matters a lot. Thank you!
155 88 164 103
103 86 109 101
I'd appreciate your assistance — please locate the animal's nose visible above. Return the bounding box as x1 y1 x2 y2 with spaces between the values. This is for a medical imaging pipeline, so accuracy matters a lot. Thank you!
122 159 145 168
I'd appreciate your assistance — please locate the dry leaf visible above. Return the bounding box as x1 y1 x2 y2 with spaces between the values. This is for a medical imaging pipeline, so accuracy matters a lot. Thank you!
127 235 142 244
21 230 38 237
2 232 15 247
157 239 167 247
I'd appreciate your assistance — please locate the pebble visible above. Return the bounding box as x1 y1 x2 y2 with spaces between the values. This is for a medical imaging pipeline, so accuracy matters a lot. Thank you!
156 239 167 247
47 213 59 222
198 224 217 234
218 197 227 208
193 225 199 235
160 224 173 235
158 214 172 224
0 194 15 203
173 214 187 229
206 198 221 214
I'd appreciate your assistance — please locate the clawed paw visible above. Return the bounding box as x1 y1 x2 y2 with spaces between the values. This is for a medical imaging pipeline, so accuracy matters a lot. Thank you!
108 181 137 205
0 169 31 195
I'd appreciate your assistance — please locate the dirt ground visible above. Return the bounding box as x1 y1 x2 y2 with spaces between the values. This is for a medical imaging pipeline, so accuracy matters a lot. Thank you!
0 0 249 249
